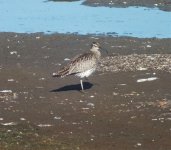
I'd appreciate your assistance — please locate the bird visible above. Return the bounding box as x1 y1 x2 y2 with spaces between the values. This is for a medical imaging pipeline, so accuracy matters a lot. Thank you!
52 42 102 91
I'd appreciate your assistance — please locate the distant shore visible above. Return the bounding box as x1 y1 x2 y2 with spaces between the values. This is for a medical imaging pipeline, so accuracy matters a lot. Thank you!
49 0 171 11
83 0 171 11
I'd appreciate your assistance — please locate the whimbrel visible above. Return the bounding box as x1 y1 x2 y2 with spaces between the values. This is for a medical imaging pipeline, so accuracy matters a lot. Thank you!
52 42 101 91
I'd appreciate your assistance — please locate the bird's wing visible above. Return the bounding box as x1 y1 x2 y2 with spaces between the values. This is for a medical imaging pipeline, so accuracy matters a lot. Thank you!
68 52 96 74
53 52 96 77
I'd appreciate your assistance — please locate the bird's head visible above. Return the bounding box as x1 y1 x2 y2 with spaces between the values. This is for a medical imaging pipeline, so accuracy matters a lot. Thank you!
91 42 101 51
91 42 108 54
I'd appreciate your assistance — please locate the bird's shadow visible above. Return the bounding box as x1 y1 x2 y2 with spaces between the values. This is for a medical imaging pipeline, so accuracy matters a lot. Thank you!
50 82 93 92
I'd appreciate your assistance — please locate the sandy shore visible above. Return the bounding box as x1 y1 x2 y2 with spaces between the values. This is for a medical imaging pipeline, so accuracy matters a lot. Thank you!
0 32 171 149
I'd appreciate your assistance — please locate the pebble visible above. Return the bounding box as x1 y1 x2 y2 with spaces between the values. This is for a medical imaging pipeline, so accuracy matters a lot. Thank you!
98 54 171 73
13 93 18 99
64 58 70 61
54 116 61 120
1 122 17 126
137 143 142 146
8 79 15 82
0 90 12 93
87 103 95 107
137 77 158 83
20 118 26 121
37 124 53 127
10 51 17 55
146 45 151 48
36 36 40 39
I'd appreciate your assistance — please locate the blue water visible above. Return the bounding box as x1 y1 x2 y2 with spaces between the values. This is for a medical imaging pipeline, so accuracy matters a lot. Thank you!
0 0 171 38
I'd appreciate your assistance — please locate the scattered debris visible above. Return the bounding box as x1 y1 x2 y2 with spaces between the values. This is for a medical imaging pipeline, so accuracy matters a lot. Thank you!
20 118 26 121
0 90 12 93
13 93 18 99
137 77 158 83
39 78 45 80
37 124 53 127
137 67 147 71
10 51 17 55
64 58 70 61
8 79 15 82
98 54 171 73
157 100 169 109
36 36 40 39
146 45 151 48
1 122 17 126
54 116 62 120
90 95 94 98
82 108 90 110
113 92 119 96
136 143 142 146
87 103 95 107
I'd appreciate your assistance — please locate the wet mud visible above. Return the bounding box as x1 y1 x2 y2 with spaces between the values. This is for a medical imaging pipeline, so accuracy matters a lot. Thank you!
0 33 171 149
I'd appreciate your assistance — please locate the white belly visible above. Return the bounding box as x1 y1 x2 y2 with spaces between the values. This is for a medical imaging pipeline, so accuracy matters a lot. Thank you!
75 68 95 78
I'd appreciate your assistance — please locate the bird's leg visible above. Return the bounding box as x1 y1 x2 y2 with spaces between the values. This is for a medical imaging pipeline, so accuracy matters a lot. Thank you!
80 79 84 91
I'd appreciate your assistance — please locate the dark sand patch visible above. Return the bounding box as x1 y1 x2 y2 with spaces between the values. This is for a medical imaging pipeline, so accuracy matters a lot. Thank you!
0 32 171 149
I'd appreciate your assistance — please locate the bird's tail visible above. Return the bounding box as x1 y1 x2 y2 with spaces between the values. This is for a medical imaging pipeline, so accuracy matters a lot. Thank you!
52 66 70 78
52 72 61 77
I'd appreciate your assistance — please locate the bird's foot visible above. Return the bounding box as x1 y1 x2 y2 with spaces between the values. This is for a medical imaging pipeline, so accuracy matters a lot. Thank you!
79 90 87 94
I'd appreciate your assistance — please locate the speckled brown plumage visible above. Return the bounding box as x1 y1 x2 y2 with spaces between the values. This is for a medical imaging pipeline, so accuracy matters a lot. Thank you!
53 42 101 78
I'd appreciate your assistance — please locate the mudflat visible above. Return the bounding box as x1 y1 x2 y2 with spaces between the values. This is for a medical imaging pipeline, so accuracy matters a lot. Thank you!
0 32 171 150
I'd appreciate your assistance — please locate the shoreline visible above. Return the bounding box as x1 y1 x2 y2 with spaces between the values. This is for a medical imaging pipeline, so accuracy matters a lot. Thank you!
49 0 171 11
48 0 171 11
82 0 171 11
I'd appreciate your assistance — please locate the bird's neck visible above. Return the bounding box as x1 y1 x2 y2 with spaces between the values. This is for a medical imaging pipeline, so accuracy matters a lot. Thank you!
90 48 101 59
